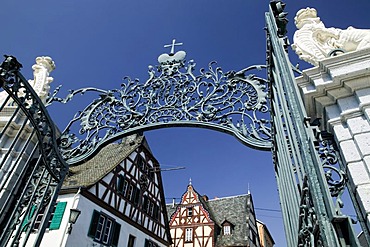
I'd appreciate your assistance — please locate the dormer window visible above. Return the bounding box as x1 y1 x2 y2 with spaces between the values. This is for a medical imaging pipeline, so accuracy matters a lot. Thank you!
221 220 233 236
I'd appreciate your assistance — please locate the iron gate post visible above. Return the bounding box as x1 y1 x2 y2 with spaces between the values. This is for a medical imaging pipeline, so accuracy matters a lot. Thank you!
266 1 360 246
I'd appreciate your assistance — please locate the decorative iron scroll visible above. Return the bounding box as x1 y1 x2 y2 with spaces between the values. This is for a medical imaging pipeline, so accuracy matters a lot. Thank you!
314 129 347 214
51 46 271 165
298 177 323 247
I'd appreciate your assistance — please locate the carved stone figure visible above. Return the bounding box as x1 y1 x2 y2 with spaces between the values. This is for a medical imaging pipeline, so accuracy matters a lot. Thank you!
28 56 55 103
292 8 370 66
0 56 55 106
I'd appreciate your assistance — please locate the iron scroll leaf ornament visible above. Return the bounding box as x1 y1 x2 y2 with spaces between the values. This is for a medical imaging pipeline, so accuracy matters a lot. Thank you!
314 130 347 215
51 46 272 165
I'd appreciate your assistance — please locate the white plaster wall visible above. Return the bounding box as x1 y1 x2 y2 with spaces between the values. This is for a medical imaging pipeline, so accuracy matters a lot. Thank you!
34 193 166 247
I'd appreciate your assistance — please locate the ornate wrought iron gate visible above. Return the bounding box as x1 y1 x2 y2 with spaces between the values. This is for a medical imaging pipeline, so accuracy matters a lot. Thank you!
0 1 365 246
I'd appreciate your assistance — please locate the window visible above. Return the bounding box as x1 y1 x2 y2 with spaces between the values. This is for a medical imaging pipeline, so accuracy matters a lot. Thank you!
117 175 129 196
153 204 159 221
223 225 231 235
142 195 148 210
21 202 67 232
128 234 136 247
145 239 159 247
127 184 134 200
185 228 193 242
88 210 121 246
187 207 193 217
133 187 141 206
221 221 233 236
148 201 154 216
137 155 146 171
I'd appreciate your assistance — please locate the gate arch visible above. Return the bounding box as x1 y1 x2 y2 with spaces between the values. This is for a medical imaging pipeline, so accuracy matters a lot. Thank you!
51 49 271 165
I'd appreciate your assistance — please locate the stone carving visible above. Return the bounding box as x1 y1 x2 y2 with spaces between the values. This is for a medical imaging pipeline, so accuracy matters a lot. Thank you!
0 56 55 106
292 8 370 66
28 56 55 103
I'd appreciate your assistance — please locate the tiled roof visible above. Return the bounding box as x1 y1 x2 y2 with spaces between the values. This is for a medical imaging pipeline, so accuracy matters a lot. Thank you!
208 195 251 246
166 194 252 246
62 136 144 188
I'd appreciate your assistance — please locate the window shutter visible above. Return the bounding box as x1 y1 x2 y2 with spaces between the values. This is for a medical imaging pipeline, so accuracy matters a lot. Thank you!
111 222 121 247
49 202 67 230
21 205 36 231
88 210 100 238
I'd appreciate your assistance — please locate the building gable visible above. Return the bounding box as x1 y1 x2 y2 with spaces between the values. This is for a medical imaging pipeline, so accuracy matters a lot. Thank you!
169 184 216 247
62 135 171 245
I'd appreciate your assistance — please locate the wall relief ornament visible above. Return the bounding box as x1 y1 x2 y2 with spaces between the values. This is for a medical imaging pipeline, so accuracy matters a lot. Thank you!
292 8 370 66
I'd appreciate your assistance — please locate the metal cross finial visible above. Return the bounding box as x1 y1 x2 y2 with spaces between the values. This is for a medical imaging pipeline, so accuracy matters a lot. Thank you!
164 39 183 55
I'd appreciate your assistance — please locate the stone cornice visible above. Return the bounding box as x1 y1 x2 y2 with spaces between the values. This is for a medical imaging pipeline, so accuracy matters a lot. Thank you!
296 48 370 121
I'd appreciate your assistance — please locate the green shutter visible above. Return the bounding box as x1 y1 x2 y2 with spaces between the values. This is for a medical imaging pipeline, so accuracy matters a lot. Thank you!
21 205 36 232
111 222 121 247
49 202 67 230
88 210 100 238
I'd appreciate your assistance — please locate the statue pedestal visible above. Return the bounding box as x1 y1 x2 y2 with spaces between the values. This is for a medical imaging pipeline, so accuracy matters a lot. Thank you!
296 48 370 239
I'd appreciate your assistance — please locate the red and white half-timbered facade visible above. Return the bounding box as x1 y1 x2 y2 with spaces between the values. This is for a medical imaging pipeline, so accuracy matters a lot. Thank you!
169 184 215 247
168 183 265 247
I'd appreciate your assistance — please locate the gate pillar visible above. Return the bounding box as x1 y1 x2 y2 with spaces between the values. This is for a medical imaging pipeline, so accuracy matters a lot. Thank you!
296 48 370 245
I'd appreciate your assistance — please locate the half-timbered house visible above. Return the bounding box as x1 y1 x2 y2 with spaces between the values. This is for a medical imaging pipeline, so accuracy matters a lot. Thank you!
29 134 171 247
167 182 263 247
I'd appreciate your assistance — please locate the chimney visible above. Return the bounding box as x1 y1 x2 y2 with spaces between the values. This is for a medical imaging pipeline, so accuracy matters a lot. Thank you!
202 195 209 202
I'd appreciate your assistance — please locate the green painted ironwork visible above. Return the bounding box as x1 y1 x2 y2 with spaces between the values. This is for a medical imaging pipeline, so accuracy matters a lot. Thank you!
50 56 272 165
266 1 360 246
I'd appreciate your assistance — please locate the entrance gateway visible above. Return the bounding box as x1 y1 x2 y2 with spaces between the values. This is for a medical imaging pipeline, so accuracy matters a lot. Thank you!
0 1 367 246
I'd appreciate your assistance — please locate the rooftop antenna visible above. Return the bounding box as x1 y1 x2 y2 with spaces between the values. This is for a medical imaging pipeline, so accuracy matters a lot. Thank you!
151 166 186 172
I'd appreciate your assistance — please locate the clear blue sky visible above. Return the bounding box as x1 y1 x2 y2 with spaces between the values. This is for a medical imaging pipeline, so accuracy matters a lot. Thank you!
2 1 370 246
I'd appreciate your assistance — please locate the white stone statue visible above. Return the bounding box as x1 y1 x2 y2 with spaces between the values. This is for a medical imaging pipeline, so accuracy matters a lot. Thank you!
0 56 55 106
292 8 370 66
28 56 55 103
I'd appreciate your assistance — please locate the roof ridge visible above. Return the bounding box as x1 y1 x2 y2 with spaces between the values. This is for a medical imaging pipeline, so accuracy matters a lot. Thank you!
208 193 250 201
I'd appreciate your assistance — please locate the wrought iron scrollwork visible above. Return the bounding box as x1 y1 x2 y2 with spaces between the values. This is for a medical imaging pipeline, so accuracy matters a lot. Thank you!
52 47 271 164
298 177 323 247
314 129 347 214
